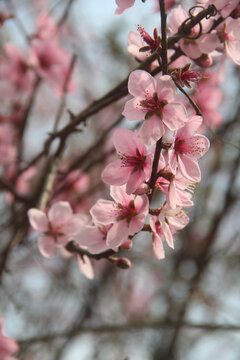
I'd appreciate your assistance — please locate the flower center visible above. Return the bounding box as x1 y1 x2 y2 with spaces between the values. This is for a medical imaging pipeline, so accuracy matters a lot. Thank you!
46 223 64 241
119 148 146 172
140 92 167 120
116 200 137 224
174 138 187 154
38 52 53 69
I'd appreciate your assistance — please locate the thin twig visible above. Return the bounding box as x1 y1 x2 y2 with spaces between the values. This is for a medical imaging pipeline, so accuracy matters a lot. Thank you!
17 319 240 345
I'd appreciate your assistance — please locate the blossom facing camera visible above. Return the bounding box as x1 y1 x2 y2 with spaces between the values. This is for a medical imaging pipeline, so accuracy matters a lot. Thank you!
28 201 86 257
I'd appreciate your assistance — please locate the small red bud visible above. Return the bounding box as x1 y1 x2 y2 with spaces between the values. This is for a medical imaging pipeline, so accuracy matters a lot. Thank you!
120 240 133 250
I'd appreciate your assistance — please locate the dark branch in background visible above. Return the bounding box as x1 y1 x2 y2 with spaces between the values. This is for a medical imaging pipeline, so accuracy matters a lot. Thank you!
18 319 240 345
57 0 75 28
52 54 77 132
164 152 240 358
66 241 115 260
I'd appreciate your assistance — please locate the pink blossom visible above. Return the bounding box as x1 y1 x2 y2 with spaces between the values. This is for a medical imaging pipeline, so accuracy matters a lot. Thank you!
90 186 149 250
0 317 19 360
53 169 90 211
137 26 161 54
29 38 74 95
35 12 57 40
115 0 135 15
128 30 149 61
0 43 35 97
168 115 210 182
127 30 159 69
0 124 16 166
221 18 240 65
77 254 94 279
156 172 194 209
170 63 202 88
102 128 153 194
169 5 220 59
75 224 111 255
122 70 187 146
5 166 37 203
149 206 189 259
28 201 86 257
193 79 224 128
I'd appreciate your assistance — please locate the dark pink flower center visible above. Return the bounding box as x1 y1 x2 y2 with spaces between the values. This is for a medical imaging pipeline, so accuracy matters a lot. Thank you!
222 31 234 42
174 138 188 154
17 59 28 74
155 219 163 235
38 52 53 69
138 25 161 54
46 223 64 241
181 69 201 83
140 92 167 120
119 148 146 171
116 200 137 224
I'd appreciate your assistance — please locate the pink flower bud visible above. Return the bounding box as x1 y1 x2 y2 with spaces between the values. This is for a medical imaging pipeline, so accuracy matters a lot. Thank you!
195 54 213 68
120 240 133 250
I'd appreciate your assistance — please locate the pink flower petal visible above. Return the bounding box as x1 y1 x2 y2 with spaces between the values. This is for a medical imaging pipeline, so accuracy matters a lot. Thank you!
48 201 72 226
140 115 165 146
60 214 85 235
110 185 131 205
90 199 117 225
106 221 129 249
128 70 156 97
75 226 109 254
168 180 177 209
156 75 176 102
197 33 221 54
102 160 130 186
225 40 240 65
113 128 144 155
178 154 201 182
122 98 146 121
38 236 57 258
182 134 210 159
162 221 174 248
177 115 203 139
77 255 94 279
162 103 187 131
153 233 165 259
28 208 49 232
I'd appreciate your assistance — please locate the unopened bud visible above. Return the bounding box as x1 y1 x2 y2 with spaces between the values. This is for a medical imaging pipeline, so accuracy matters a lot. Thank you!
194 54 213 68
108 256 132 269
120 240 133 250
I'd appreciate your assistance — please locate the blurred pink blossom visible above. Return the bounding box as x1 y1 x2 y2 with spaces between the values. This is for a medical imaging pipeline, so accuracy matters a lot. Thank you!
0 317 19 360
28 201 86 257
115 0 135 15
